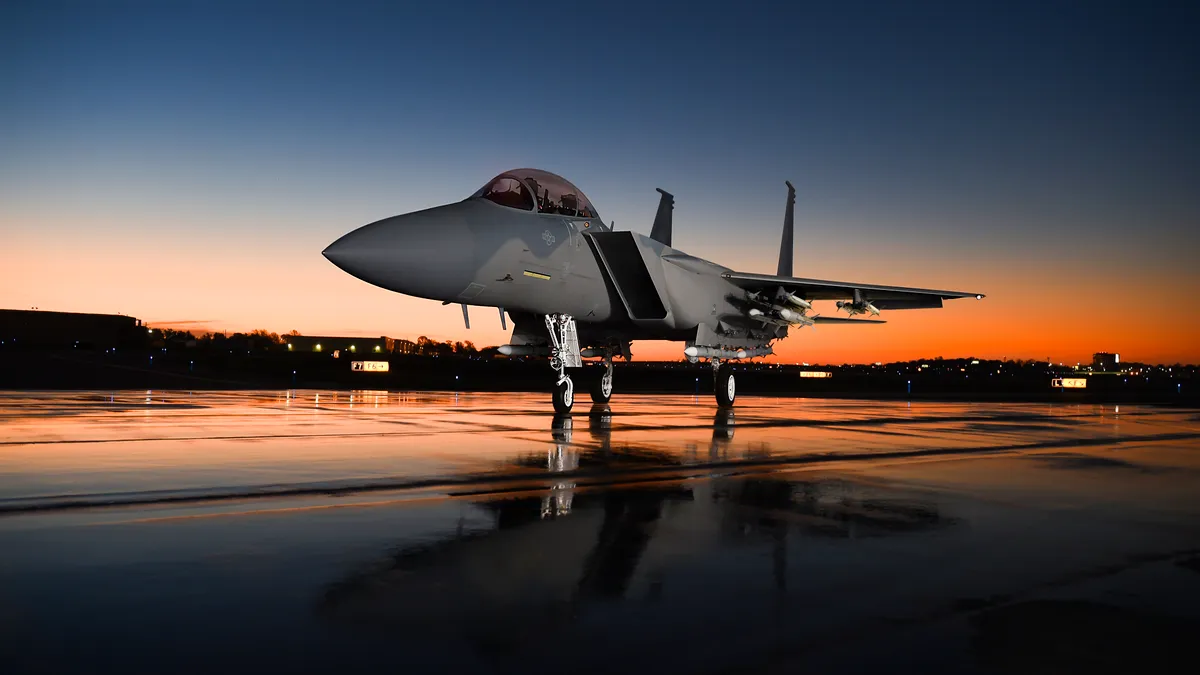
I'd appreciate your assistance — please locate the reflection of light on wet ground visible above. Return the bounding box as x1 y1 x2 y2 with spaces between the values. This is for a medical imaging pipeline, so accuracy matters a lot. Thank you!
1 391 1196 510
0 391 1198 673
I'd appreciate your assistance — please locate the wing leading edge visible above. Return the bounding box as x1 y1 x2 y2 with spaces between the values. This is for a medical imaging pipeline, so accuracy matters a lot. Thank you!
722 271 984 309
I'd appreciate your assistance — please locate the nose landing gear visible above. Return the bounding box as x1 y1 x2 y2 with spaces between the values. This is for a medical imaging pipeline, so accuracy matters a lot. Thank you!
546 314 582 413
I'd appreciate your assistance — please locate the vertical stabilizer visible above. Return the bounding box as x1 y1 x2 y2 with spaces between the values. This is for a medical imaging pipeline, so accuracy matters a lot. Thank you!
650 188 674 247
777 181 795 277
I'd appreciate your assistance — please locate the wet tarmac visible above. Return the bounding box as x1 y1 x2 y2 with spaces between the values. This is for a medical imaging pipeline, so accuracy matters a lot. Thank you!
1 390 1199 674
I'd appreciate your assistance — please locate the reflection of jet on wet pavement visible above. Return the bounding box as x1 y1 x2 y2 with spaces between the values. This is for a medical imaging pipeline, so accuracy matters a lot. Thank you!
317 409 957 654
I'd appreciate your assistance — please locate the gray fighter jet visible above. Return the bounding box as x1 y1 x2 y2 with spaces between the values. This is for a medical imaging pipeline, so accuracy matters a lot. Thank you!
323 168 983 412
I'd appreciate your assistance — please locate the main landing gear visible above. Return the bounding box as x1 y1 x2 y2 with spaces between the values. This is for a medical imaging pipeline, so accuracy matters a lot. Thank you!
712 358 736 408
590 354 614 404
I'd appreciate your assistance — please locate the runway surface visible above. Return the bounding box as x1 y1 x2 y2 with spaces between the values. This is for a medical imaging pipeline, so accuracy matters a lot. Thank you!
2 390 1199 673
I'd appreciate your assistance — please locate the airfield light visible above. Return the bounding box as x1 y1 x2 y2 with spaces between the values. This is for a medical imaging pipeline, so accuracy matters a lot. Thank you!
315 343 321 351
288 343 293 350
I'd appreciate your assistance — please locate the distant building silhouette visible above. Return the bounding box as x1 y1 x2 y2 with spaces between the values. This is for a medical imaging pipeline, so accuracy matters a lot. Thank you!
0 309 146 349
286 335 399 356
1093 352 1120 372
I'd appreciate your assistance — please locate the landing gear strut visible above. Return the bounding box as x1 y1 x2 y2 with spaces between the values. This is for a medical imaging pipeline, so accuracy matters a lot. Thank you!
545 314 581 413
713 359 736 408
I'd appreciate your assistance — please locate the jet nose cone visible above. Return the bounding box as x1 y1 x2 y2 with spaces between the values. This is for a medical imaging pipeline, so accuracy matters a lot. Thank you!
323 204 476 301
321 243 343 264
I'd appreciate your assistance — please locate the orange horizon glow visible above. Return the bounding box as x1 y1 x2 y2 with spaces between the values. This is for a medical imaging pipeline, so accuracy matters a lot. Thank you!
4 197 1198 366
3 228 1197 365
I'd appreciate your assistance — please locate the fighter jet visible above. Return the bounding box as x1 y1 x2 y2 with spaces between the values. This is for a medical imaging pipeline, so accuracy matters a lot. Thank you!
323 169 984 412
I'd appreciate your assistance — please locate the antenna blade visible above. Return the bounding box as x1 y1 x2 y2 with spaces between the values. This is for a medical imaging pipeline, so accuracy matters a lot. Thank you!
461 303 470 330
498 307 507 331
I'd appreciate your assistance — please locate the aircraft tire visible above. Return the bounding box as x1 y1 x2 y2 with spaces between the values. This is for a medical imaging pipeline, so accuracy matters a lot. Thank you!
589 366 613 404
553 377 574 414
715 364 736 408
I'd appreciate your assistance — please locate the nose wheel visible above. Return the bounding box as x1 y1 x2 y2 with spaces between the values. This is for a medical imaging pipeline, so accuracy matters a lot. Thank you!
553 376 575 413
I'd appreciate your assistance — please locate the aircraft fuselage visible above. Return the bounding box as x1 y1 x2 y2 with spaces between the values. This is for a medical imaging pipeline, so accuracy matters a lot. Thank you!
324 198 750 343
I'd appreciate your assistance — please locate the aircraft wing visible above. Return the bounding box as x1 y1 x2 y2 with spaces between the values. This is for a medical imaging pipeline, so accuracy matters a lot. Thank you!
722 271 984 309
811 316 886 324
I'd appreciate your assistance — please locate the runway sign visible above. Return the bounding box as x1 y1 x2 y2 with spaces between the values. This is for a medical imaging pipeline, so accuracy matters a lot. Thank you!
1052 377 1086 389
799 371 833 378
351 361 389 373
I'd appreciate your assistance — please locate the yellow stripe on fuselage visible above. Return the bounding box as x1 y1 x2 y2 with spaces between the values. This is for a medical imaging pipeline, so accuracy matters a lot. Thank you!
523 270 551 280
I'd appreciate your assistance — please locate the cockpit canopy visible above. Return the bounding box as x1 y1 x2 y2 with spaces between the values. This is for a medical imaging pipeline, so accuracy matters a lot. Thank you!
472 169 599 219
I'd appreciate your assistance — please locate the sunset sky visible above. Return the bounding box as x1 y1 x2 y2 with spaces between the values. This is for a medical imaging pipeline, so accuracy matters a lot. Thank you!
3 1 1197 364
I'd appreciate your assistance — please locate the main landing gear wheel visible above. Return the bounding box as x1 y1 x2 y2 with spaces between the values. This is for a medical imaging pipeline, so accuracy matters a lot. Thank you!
590 358 613 404
553 376 574 413
715 363 736 408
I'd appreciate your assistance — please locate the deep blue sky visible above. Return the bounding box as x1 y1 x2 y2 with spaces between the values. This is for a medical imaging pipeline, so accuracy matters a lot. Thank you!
3 0 1198 361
